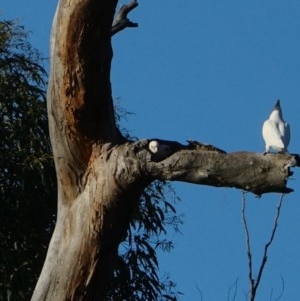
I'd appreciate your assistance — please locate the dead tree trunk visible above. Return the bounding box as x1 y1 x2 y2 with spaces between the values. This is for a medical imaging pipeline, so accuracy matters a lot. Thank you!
31 0 299 300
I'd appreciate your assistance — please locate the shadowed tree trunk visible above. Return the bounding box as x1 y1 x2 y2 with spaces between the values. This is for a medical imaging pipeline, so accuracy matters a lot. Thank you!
31 0 299 300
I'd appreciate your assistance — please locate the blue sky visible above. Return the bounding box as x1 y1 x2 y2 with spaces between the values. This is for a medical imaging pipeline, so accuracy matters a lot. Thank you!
2 1 300 300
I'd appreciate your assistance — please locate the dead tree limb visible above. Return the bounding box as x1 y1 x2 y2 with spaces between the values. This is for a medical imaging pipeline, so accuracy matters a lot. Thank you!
145 140 298 195
112 0 138 36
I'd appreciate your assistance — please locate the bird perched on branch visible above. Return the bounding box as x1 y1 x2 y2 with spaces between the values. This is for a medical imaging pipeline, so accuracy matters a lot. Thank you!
262 100 290 154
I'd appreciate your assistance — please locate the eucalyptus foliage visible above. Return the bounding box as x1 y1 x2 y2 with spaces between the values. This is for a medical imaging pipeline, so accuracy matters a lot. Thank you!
107 181 183 301
0 19 56 301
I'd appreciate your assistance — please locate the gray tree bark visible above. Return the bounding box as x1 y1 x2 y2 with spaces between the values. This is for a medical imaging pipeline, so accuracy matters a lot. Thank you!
31 0 299 300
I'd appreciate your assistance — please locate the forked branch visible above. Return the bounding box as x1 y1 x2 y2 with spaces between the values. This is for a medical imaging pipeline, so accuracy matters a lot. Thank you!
241 192 285 301
112 0 139 36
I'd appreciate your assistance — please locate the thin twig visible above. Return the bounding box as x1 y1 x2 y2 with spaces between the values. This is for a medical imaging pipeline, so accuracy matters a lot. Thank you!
227 278 239 301
254 194 284 294
195 281 203 301
111 0 138 36
241 192 285 301
241 191 255 300
273 275 285 301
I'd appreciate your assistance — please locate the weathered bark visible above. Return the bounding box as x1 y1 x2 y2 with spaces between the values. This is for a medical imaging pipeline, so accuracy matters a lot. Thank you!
31 0 299 300
31 143 151 301
148 148 297 195
32 1 128 300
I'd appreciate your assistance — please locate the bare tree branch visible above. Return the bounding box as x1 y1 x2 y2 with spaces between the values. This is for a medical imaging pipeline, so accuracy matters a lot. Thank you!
241 192 255 299
241 192 285 301
145 139 299 195
254 194 284 294
112 0 138 36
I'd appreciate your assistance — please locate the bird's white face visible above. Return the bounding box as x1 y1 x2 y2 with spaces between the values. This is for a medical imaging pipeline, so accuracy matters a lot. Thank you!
149 141 159 153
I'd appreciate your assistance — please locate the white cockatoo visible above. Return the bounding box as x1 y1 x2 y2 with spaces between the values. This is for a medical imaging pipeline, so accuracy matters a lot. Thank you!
262 100 290 154
148 140 171 159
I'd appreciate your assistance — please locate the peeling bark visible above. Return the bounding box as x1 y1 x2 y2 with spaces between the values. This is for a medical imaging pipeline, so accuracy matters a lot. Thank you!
31 0 299 300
